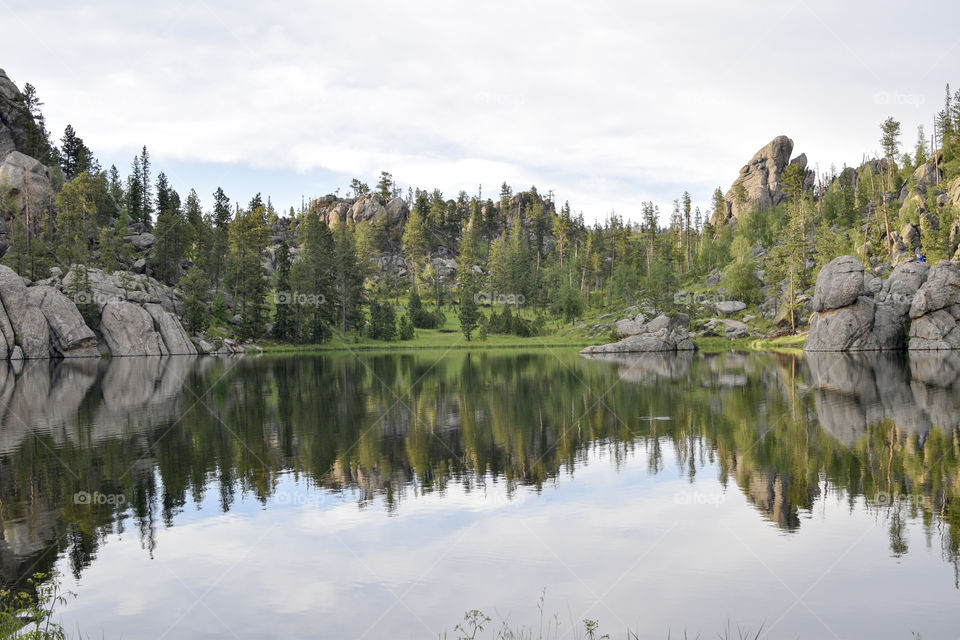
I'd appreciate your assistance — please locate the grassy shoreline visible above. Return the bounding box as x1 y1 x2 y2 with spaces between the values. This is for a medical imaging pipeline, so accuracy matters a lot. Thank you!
256 331 808 355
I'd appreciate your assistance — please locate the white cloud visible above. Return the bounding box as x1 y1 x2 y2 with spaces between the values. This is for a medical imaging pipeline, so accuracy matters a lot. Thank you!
2 0 955 221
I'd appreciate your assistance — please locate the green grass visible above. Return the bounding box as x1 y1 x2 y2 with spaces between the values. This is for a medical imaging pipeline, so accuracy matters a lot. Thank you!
255 302 810 356
694 333 806 354
259 307 606 354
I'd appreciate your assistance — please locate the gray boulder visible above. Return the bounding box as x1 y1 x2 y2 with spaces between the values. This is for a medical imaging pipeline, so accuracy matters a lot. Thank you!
386 197 408 224
909 261 960 318
615 317 646 338
715 300 747 315
884 261 929 313
123 233 156 250
909 307 960 350
0 264 51 358
811 256 864 312
143 303 197 355
913 161 941 193
100 301 166 356
17 307 51 359
805 296 879 351
0 151 53 227
25 286 98 357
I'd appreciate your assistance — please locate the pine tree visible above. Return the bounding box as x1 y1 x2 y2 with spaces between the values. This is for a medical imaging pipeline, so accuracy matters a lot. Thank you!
180 265 209 333
229 202 270 339
210 187 231 290
299 210 336 342
376 171 394 204
59 125 98 179
401 195 429 289
272 237 294 341
332 222 364 333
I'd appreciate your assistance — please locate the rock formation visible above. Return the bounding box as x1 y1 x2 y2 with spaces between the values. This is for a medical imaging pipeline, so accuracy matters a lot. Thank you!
806 255 960 351
711 135 811 226
0 264 199 360
580 313 695 354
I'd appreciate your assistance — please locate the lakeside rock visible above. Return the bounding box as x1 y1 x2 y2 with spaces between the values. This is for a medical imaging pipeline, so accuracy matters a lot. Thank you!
581 313 695 354
0 263 203 360
805 255 960 351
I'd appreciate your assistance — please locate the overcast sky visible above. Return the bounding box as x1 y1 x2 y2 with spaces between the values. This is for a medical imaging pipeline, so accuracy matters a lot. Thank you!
2 0 957 222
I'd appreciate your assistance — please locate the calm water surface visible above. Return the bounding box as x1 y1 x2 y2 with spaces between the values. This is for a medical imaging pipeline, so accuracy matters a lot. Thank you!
1 350 960 639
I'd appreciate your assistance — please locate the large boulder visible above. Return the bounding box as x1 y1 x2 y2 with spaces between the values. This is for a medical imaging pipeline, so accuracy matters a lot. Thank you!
615 317 646 338
99 301 166 356
123 232 156 250
811 256 864 312
143 303 197 355
0 264 51 358
882 261 929 314
715 300 746 315
25 285 98 357
805 296 880 351
17 307 51 359
909 308 960 350
349 194 386 224
909 261 960 318
913 161 941 193
386 197 408 224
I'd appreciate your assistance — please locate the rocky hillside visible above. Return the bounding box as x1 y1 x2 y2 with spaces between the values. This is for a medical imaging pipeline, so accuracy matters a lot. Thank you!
0 70 219 360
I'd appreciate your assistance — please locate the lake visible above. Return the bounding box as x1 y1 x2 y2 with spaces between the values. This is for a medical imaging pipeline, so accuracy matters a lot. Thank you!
1 349 959 639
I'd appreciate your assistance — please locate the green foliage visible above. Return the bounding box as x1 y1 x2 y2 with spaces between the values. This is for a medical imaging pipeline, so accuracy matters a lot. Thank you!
229 198 270 339
212 293 229 324
408 287 440 329
487 306 540 337
397 314 415 340
368 299 397 340
181 264 210 334
814 220 852 272
721 259 760 304
0 571 74 640
457 286 479 341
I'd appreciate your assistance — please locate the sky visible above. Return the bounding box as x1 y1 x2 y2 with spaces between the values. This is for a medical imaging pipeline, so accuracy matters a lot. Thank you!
1 0 957 223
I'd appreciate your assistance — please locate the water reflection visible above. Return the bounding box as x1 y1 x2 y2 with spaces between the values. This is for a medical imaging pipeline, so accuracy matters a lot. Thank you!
1 349 960 594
